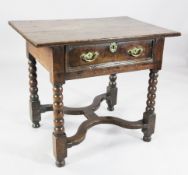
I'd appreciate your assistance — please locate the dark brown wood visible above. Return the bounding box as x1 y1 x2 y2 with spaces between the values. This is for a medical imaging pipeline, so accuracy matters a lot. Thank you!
64 38 164 80
37 94 107 118
28 54 41 128
66 40 153 67
52 83 67 167
33 93 147 149
142 69 158 142
40 104 53 113
9 16 181 167
67 117 144 148
9 17 180 47
65 60 155 80
65 93 146 148
106 74 118 111
50 46 65 84
27 39 156 81
152 38 165 70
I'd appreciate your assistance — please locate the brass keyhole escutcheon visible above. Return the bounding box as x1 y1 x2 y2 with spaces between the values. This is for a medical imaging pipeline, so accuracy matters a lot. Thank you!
109 42 118 53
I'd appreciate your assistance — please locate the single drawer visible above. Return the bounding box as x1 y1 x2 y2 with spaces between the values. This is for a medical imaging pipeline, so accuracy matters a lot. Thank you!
65 40 153 70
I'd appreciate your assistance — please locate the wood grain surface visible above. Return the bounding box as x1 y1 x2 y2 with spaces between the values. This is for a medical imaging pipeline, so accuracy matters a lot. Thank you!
66 40 153 67
9 16 180 47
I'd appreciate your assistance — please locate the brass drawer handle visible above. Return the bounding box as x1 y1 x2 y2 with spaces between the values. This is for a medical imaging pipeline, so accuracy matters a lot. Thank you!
80 51 99 62
128 47 144 57
109 42 118 53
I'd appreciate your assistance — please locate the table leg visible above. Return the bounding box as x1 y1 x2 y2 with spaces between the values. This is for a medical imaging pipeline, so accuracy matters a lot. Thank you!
106 74 118 111
52 83 67 167
142 69 159 142
28 54 41 128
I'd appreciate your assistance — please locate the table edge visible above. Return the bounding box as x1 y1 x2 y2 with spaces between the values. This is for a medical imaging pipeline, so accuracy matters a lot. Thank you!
8 20 181 47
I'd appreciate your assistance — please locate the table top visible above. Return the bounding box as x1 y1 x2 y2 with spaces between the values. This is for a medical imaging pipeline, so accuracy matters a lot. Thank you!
9 16 180 47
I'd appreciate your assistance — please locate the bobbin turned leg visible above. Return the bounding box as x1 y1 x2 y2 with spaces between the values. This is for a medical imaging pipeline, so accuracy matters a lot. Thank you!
142 70 159 142
28 54 41 128
106 74 118 111
52 83 67 167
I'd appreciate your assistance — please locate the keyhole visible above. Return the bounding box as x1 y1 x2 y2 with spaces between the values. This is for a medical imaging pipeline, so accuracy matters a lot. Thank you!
110 42 117 53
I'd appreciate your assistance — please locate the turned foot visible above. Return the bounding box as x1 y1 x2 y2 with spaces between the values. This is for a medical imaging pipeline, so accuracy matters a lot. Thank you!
143 135 151 142
32 122 40 128
56 160 65 167
107 105 114 111
106 74 117 111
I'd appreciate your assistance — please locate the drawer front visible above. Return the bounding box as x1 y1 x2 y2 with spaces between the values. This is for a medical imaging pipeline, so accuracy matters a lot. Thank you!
66 40 153 70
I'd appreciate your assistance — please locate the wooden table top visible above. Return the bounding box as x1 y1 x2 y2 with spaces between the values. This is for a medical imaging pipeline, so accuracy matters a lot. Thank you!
9 16 180 47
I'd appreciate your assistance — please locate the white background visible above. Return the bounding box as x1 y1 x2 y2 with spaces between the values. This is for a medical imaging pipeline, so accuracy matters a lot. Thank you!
0 0 188 175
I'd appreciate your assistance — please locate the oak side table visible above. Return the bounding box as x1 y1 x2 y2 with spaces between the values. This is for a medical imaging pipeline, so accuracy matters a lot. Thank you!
9 17 180 167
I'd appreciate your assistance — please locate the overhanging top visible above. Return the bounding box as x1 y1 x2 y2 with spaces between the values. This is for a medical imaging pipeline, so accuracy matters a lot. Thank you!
9 16 181 47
